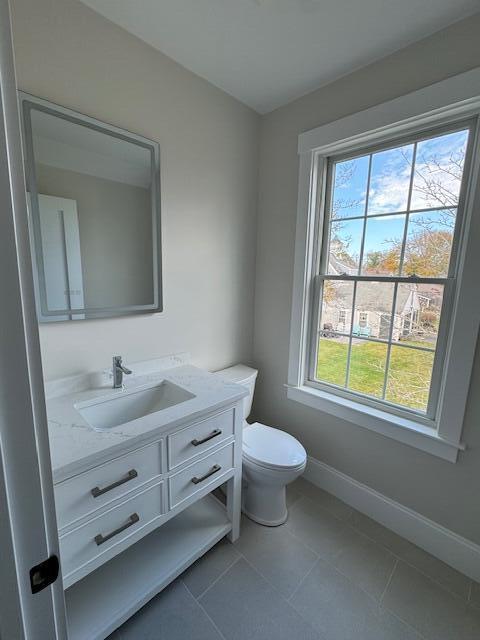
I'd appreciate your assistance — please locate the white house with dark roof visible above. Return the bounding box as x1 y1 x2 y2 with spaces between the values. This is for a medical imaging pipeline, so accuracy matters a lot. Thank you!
323 253 438 342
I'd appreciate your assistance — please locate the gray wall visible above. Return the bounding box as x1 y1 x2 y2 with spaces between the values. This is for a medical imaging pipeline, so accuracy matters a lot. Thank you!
36 163 153 309
254 15 480 544
11 0 259 379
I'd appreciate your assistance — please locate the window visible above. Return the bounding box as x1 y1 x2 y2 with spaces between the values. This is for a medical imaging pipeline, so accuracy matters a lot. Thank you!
287 70 480 461
312 125 471 417
358 312 369 328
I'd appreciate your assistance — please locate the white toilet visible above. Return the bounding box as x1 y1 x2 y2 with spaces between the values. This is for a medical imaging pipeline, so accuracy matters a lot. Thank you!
217 365 306 526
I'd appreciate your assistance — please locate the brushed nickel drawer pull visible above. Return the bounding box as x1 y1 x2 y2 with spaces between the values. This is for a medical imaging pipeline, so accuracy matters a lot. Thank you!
191 429 222 447
191 464 221 485
91 469 138 498
94 513 139 546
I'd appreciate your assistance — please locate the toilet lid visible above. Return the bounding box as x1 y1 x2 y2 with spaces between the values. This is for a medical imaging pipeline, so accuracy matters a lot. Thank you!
242 422 306 470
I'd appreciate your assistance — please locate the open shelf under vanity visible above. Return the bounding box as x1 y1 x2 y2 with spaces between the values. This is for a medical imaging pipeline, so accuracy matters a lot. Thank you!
65 494 230 640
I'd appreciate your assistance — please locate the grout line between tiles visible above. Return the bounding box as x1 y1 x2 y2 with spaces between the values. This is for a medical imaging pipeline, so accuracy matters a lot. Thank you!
378 577 432 640
379 558 399 605
346 518 471 602
182 577 228 640
195 598 229 640
234 554 324 639
286 557 321 602
316 536 398 606
193 555 242 602
234 551 298 600
233 515 330 601
288 551 430 640
293 548 430 640
187 534 323 639
292 492 352 525
384 608 429 640
286 489 303 509
295 481 472 610
290 494 475 640
374 546 468 602
282 523 324 559
298 479 472 602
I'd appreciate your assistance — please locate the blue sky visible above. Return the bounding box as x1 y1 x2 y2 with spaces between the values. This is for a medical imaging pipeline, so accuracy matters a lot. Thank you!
329 129 468 270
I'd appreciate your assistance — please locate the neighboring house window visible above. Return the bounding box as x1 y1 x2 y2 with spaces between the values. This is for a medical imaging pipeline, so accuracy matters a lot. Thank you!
287 71 480 461
358 312 368 328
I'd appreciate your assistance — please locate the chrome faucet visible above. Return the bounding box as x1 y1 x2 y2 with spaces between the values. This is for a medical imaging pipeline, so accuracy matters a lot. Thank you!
112 355 132 389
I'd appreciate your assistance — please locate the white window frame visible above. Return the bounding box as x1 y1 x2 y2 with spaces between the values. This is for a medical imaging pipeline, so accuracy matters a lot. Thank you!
287 69 480 463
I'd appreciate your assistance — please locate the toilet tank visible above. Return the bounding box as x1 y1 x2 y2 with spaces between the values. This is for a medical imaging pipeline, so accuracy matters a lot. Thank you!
215 365 258 420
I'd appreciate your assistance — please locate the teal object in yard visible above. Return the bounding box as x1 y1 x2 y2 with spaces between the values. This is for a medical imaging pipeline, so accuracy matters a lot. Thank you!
353 325 371 337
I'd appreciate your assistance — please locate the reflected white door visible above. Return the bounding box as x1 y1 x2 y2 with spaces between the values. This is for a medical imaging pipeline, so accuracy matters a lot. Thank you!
38 194 85 319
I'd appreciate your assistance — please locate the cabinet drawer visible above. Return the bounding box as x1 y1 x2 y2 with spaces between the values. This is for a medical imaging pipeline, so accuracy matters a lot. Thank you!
167 409 234 470
169 444 234 509
55 442 162 530
60 481 163 585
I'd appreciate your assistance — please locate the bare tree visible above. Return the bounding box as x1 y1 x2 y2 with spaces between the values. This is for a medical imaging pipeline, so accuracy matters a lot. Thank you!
402 145 466 231
331 161 363 218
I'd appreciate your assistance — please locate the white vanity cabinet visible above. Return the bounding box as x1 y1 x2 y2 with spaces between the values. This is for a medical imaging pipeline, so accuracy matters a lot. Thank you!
53 396 243 640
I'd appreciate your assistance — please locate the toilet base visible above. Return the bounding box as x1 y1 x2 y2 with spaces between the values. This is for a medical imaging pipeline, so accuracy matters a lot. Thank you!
243 507 288 527
242 480 289 527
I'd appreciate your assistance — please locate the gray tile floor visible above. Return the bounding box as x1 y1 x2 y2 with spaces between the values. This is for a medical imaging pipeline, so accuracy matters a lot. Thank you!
109 478 480 640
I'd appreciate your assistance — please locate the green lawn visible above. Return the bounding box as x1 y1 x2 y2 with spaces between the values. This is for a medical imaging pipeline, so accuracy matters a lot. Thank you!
316 338 434 411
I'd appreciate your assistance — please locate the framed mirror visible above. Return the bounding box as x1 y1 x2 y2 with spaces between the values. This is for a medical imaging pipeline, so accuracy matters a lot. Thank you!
19 93 162 322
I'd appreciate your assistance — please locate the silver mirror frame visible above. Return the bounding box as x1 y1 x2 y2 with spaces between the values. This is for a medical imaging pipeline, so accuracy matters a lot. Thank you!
19 92 162 322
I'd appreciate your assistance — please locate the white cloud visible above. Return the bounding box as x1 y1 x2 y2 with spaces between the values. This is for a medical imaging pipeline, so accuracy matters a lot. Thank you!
368 168 411 214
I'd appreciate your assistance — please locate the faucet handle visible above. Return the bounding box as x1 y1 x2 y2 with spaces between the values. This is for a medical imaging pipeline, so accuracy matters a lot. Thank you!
113 355 132 375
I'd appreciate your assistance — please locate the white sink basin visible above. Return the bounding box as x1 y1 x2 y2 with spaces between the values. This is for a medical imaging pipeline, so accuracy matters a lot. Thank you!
76 381 195 431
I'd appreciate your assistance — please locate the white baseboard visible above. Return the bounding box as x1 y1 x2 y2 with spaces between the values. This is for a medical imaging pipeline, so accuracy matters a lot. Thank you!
303 456 480 583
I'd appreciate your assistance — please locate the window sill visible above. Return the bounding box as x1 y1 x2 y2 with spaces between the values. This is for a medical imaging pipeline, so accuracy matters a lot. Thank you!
286 384 464 462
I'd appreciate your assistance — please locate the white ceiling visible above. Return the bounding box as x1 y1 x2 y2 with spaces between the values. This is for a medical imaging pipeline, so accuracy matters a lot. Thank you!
80 0 479 113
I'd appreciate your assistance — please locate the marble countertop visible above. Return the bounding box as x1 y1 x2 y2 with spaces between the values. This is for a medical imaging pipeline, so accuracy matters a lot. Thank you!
46 356 247 483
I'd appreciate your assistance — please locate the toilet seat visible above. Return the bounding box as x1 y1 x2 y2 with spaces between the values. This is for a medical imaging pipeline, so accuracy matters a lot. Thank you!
242 422 306 471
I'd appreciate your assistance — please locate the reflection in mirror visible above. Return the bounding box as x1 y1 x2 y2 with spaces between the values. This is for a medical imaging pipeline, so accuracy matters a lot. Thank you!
21 94 161 322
